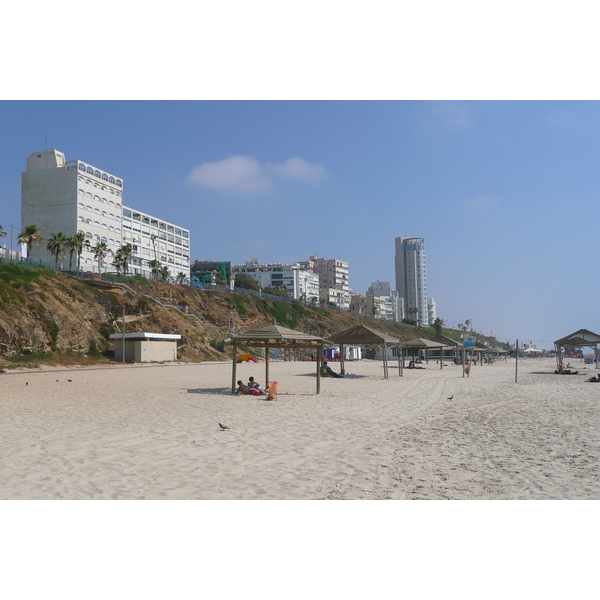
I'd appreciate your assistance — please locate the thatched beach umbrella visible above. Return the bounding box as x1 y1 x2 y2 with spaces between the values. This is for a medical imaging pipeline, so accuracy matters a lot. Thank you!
328 324 401 379
228 323 326 394
401 338 448 370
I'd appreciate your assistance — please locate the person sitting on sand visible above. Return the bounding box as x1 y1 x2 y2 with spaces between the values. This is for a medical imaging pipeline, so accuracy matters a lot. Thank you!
408 360 424 369
247 377 265 395
322 360 343 378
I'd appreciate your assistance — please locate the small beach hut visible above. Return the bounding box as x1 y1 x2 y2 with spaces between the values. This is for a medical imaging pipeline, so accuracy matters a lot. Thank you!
228 323 326 394
328 324 401 378
554 329 600 370
110 332 181 363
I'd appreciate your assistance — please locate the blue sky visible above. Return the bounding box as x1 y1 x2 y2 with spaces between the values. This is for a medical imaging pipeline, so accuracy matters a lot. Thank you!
2 100 598 348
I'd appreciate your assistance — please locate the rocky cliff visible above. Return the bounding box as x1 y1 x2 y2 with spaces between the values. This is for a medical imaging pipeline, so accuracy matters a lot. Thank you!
0 264 420 366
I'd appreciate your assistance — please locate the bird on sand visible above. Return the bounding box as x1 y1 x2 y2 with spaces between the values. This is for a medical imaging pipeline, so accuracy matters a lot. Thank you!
26 382 28 386
68 379 73 382
447 395 454 399
219 423 230 430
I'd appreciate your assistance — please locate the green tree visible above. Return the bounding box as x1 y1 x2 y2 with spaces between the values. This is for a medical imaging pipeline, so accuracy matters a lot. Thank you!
18 225 45 258
234 273 260 291
148 259 161 279
111 253 123 274
0 224 7 238
46 232 67 269
158 265 171 281
117 244 133 275
67 233 89 271
432 317 445 337
93 241 109 273
176 271 188 285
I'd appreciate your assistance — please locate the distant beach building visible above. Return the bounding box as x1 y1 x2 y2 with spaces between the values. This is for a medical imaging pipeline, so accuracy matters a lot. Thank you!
21 149 190 279
394 236 429 326
231 258 319 300
366 281 402 322
350 294 387 319
427 297 437 324
298 255 350 310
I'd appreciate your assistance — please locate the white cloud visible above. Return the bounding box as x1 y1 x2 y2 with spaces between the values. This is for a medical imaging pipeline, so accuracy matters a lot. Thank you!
187 155 273 193
187 155 326 193
267 157 326 182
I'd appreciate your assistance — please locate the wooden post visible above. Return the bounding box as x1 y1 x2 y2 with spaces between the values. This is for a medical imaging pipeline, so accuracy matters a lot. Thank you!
340 343 345 375
398 345 403 376
231 343 237 393
265 345 270 389
515 339 519 382
316 343 322 394
382 342 388 379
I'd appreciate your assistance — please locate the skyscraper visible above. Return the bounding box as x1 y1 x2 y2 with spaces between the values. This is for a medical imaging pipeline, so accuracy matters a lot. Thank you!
394 236 428 325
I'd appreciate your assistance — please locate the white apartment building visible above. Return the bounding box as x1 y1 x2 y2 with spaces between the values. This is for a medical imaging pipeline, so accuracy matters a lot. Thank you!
394 236 429 326
21 149 190 280
231 258 320 300
121 206 190 278
298 255 350 310
366 281 402 322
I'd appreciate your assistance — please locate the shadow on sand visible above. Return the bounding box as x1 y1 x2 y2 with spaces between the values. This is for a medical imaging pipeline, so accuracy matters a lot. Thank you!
186 387 233 395
295 372 367 378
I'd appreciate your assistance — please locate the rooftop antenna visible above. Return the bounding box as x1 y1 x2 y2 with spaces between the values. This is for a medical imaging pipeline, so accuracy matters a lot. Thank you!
45 134 47 150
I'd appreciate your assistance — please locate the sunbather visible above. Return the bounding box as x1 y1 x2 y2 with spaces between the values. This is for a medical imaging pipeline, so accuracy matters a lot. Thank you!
236 380 251 394
322 361 343 378
247 377 265 395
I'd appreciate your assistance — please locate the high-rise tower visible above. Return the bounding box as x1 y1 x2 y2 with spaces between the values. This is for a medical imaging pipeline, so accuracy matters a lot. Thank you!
394 236 428 326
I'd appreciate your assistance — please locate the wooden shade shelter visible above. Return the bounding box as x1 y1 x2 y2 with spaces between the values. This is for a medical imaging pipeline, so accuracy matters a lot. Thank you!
328 324 401 378
433 334 462 362
229 323 326 394
554 329 600 370
401 337 448 371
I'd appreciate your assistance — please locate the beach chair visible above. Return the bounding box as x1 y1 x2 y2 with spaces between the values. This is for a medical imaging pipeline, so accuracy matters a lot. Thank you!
266 381 278 400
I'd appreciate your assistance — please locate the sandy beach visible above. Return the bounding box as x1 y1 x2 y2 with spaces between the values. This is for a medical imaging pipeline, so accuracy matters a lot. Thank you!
1 357 599 500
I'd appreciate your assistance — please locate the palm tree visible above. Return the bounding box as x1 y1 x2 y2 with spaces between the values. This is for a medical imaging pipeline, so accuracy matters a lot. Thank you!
17 225 45 258
112 252 123 275
70 232 90 271
176 271 188 285
148 259 161 279
46 232 67 269
432 317 445 337
117 243 133 275
66 233 89 272
93 241 109 273
0 224 7 238
158 265 171 281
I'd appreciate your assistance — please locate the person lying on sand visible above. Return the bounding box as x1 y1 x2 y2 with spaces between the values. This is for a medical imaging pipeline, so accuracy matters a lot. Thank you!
585 375 600 382
322 361 343 378
236 380 251 394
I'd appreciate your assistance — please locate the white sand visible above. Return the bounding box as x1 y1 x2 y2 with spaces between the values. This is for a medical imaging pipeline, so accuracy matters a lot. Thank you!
1 357 599 499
